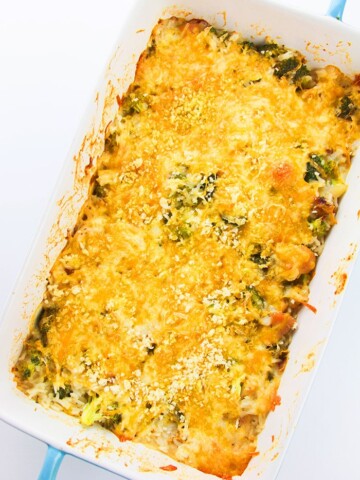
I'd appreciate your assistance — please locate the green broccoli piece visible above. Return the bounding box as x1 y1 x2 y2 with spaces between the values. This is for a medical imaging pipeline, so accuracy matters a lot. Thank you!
81 397 103 426
171 172 217 209
209 26 231 41
35 305 59 347
30 354 41 366
293 65 316 89
22 368 32 379
309 153 337 179
308 218 330 238
122 92 150 116
20 350 43 380
169 224 192 241
57 384 72 400
256 43 286 58
336 95 356 120
239 40 256 51
304 162 319 183
247 286 265 309
100 413 122 430
310 153 325 167
274 57 299 78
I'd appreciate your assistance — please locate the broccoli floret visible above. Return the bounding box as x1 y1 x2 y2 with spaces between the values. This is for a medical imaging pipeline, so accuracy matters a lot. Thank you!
170 172 217 209
293 65 316 89
239 40 256 51
100 413 122 430
247 286 265 309
23 368 32 379
30 354 41 366
310 153 325 168
169 224 192 241
19 350 43 380
308 218 330 238
165 171 218 241
21 362 35 379
257 43 286 58
336 95 356 120
309 153 337 178
56 384 72 400
274 57 299 78
304 162 319 183
35 305 59 347
81 397 102 426
81 398 122 430
122 92 150 116
293 65 310 81
209 26 231 41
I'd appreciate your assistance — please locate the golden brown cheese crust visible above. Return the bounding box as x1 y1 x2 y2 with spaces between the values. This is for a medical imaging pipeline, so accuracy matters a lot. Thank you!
14 17 360 478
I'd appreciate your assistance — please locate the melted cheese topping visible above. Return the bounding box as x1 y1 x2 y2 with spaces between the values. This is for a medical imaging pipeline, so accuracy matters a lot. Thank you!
15 17 360 478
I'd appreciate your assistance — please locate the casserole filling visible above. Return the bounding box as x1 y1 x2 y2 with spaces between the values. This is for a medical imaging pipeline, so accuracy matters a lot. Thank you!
14 17 360 478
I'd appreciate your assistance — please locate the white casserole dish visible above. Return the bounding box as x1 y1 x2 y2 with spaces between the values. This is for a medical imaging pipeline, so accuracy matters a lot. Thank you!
1 0 359 479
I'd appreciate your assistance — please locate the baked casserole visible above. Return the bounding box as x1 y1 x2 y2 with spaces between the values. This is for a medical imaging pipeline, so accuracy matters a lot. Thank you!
14 17 360 478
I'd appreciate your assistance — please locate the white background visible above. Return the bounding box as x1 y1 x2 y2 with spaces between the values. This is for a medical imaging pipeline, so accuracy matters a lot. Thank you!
0 0 359 479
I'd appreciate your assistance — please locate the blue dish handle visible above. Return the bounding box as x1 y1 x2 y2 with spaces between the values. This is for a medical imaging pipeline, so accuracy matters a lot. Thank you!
327 0 347 20
38 446 65 480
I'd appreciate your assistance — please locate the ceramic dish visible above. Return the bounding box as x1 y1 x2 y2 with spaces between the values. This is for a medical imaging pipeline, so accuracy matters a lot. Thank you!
1 1 359 479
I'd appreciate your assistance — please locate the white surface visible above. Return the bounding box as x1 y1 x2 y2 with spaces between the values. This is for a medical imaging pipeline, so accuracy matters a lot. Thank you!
0 1 359 479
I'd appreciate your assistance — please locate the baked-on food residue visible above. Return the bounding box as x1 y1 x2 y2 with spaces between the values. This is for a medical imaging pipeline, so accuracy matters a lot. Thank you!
14 17 360 478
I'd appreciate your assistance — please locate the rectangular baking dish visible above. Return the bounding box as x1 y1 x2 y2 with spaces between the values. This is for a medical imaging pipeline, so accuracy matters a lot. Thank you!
1 0 359 479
